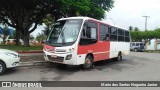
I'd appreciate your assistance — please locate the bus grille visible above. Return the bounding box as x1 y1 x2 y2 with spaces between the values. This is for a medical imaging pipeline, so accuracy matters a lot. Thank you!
47 55 64 62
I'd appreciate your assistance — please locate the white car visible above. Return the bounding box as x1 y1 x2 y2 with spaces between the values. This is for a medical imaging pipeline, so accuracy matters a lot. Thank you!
0 49 20 75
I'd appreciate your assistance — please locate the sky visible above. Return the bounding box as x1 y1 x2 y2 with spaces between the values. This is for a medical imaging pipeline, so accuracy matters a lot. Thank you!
2 0 160 37
103 0 160 31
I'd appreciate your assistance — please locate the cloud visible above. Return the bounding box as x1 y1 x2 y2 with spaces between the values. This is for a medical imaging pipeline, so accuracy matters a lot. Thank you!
104 0 160 30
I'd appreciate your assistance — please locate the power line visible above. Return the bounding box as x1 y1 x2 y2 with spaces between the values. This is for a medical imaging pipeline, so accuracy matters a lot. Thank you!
109 18 116 25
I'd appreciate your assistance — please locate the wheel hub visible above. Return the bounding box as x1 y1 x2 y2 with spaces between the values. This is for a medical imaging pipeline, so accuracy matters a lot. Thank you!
0 64 3 72
85 59 90 64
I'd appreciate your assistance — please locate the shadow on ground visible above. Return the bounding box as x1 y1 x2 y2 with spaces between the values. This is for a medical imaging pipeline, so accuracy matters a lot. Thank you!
38 57 138 81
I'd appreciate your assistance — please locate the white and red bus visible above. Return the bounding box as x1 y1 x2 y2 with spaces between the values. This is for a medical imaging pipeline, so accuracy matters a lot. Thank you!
43 17 130 68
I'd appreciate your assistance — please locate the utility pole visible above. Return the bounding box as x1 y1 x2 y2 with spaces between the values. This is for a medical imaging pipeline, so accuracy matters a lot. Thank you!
142 16 150 30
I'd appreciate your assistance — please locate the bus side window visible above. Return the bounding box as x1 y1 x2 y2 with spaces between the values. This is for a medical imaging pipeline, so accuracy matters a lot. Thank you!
125 30 130 42
86 27 91 38
118 29 124 42
100 24 110 41
110 27 117 41
80 21 98 45
81 24 87 38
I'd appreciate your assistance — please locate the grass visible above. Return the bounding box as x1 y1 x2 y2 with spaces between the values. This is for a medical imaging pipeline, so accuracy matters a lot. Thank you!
144 50 160 53
0 45 43 51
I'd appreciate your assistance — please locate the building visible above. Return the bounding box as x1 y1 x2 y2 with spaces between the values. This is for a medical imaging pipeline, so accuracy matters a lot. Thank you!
0 27 14 44
145 39 160 50
0 27 14 36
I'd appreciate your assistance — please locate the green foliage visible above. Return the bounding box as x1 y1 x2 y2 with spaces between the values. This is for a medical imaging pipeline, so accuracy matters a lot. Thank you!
90 0 114 11
36 33 46 42
130 28 160 42
129 26 140 32
43 0 114 36
129 26 133 31
0 45 43 51
130 31 142 41
0 0 114 46
154 29 160 38
30 35 34 40
57 0 113 19
134 27 140 31
43 14 55 36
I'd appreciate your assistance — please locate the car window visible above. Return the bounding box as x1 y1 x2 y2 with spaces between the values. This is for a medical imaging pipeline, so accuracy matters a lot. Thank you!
140 43 144 46
132 43 135 46
136 43 140 46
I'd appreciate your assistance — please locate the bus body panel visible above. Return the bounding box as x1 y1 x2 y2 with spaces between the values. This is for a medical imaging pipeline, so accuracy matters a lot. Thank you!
43 44 79 65
77 41 110 63
77 43 99 61
96 41 110 61
76 54 86 65
110 42 130 58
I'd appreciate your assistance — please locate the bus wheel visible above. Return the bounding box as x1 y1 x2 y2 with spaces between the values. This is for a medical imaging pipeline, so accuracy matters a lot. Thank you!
82 55 93 69
134 48 138 52
0 61 6 75
116 52 122 61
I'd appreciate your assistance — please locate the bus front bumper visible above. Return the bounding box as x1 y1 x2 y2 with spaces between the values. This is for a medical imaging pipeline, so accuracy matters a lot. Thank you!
43 53 77 65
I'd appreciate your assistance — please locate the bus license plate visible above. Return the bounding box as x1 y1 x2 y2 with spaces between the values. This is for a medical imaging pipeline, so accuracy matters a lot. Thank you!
51 55 57 58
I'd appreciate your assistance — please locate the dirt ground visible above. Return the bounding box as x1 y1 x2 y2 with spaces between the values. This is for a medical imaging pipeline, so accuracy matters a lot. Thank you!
20 55 45 62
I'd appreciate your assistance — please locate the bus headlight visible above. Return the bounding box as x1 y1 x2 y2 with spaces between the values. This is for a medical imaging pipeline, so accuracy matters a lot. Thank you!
65 54 72 60
68 48 75 53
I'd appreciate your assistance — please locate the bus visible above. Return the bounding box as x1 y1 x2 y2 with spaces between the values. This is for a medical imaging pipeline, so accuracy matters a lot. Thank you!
43 17 130 68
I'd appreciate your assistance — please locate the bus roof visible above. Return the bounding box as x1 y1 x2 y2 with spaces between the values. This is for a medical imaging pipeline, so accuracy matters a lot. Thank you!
58 17 128 31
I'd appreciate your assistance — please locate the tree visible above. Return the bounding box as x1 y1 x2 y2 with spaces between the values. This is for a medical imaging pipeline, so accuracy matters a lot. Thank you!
130 29 160 43
90 0 114 11
43 14 55 36
54 0 114 20
36 33 46 43
130 31 143 41
154 29 160 39
0 0 114 47
134 27 140 31
43 0 114 35
30 35 34 41
0 0 54 47
129 26 133 31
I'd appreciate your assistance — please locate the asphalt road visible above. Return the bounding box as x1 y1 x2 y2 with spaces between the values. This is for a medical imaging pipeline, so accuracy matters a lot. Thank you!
0 52 160 90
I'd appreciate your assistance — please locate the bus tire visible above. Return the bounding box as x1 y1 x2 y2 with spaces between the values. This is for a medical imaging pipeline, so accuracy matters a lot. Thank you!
134 48 138 52
0 61 6 75
116 52 122 61
82 55 93 69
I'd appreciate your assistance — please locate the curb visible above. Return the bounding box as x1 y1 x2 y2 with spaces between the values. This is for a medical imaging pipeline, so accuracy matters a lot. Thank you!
17 51 43 54
19 61 49 67
19 53 44 56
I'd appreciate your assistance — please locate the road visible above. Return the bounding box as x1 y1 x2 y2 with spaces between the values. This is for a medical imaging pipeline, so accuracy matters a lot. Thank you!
0 52 160 90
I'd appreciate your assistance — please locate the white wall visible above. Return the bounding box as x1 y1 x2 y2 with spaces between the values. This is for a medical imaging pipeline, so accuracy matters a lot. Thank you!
145 39 156 50
157 43 160 50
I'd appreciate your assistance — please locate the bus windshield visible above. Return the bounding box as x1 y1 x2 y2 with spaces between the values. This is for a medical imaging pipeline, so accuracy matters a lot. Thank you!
46 19 83 46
